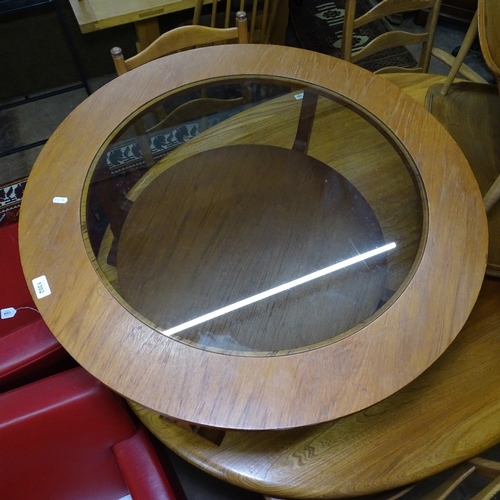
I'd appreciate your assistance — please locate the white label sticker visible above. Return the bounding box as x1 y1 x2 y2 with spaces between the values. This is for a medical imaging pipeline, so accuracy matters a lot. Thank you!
1 307 17 319
32 275 52 299
294 92 304 100
53 197 68 204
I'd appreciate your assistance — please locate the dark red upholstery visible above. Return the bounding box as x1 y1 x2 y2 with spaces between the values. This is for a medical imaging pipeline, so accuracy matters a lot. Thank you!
0 222 38 332
0 366 187 500
0 222 69 388
114 428 185 500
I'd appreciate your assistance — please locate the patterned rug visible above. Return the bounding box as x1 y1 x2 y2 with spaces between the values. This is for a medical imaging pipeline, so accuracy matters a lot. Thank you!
0 86 273 234
0 111 210 228
0 177 26 227
289 0 418 72
0 106 237 226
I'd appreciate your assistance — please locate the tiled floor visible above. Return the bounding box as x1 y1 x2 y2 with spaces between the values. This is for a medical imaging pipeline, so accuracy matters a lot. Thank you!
1 5 498 500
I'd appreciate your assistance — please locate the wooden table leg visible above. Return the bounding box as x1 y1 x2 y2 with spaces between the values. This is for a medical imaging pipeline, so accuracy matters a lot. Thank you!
269 0 288 45
135 17 161 51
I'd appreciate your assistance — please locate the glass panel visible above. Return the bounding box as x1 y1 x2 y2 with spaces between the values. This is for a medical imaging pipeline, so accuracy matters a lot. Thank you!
84 78 424 355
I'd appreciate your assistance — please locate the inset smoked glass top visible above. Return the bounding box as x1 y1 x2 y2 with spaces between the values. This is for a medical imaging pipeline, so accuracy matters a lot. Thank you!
85 80 423 355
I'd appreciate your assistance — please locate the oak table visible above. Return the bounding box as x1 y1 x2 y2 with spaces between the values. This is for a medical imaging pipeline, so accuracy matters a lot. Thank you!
68 0 287 50
68 0 211 50
19 46 487 434
130 275 500 499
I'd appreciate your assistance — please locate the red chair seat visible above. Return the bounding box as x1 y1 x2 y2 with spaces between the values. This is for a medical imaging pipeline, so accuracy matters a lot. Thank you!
0 366 186 500
0 317 69 386
0 222 69 389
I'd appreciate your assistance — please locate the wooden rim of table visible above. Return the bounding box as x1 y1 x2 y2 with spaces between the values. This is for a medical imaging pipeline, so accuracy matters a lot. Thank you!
19 45 487 430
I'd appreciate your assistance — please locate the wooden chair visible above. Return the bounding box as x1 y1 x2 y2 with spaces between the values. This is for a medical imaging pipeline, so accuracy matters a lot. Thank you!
110 10 248 141
109 9 249 162
105 12 249 265
300 0 471 153
340 0 486 81
192 0 279 43
425 0 500 277
341 0 443 73
110 9 249 160
111 11 248 76
298 1 450 154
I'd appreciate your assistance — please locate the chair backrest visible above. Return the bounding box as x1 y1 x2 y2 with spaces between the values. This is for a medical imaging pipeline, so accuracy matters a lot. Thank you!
340 0 443 73
479 0 500 91
192 0 278 44
111 11 248 76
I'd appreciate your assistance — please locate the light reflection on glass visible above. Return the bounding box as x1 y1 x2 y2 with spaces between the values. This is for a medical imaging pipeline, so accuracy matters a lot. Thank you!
160 242 396 338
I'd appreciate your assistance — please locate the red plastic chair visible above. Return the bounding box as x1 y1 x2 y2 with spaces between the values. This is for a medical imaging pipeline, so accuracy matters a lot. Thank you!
0 222 71 390
0 366 187 500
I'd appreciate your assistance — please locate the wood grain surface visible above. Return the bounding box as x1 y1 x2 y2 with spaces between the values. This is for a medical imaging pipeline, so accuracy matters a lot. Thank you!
124 90 422 295
68 0 206 33
117 144 389 353
68 0 212 50
130 276 500 499
18 45 488 430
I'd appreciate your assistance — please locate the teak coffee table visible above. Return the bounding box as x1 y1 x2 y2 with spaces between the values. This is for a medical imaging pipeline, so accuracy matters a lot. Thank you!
19 45 487 431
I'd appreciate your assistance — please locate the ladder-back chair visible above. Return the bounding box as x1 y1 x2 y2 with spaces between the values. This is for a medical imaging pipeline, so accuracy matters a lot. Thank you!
109 9 248 165
341 0 442 73
340 0 486 81
295 1 445 154
104 12 249 266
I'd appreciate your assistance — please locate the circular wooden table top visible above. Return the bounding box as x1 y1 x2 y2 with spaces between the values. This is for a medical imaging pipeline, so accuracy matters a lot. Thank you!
19 45 487 430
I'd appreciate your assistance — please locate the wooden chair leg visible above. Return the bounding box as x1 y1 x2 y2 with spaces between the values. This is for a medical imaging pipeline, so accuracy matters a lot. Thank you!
193 0 203 24
472 475 500 500
420 463 476 500
441 9 479 96
467 458 500 500
483 175 500 212
468 457 500 480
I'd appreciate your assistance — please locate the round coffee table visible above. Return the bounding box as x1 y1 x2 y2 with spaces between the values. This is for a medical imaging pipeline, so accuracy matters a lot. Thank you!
19 44 487 430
